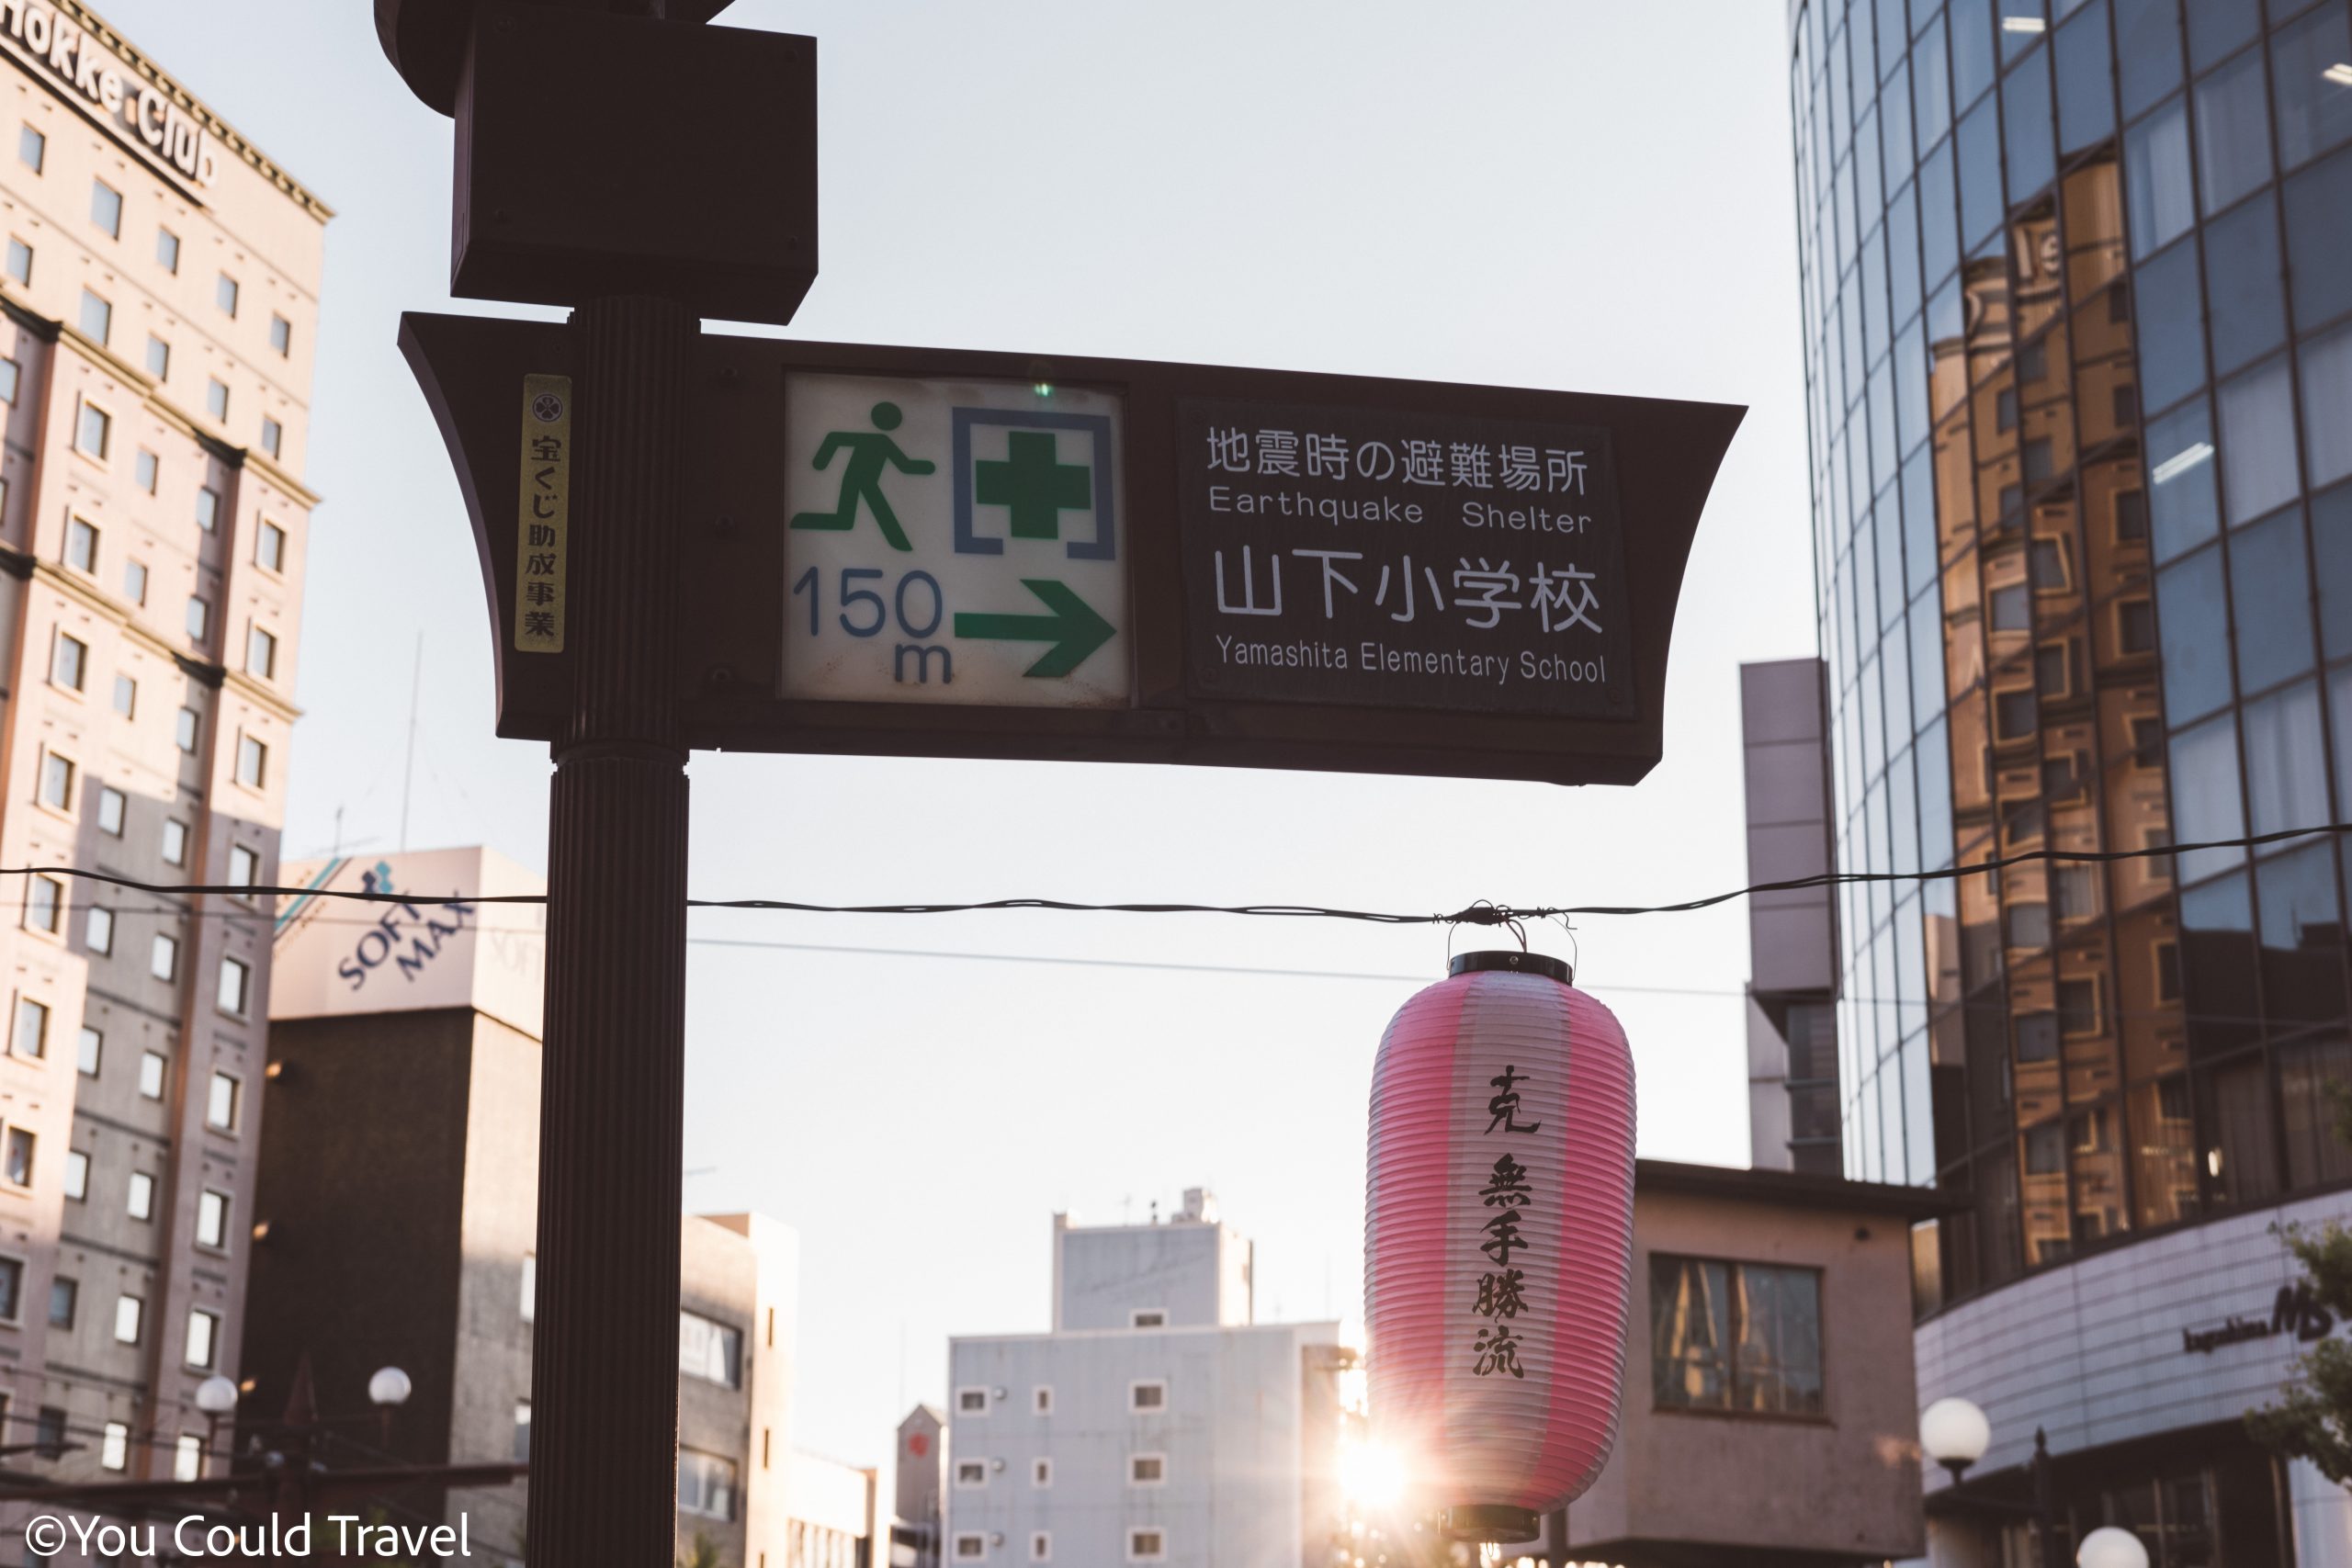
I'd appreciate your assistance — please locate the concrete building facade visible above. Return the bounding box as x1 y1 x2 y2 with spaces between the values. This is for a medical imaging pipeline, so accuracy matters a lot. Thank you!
252 847 814 1568
0 0 324 1514
942 1192 1347 1568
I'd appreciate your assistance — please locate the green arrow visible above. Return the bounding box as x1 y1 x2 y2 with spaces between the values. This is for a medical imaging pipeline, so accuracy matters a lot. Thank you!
953 579 1116 678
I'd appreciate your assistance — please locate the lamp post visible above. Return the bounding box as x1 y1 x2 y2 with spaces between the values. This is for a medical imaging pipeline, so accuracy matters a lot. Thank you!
1918 1397 2151 1568
193 1376 239 1477
368 1365 413 1453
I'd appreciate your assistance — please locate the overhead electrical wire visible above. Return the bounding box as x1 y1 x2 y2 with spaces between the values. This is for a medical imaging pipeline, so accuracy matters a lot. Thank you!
5 818 2346 924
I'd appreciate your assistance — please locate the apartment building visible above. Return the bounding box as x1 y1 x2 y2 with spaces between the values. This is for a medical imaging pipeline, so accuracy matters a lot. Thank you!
943 1191 1349 1568
0 0 324 1510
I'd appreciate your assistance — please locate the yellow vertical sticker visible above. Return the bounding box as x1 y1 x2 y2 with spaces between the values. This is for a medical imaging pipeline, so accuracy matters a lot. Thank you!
515 373 571 653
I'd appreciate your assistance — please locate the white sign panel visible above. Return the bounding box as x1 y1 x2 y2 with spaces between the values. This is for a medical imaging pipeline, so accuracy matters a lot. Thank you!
271 846 547 1040
781 373 1130 706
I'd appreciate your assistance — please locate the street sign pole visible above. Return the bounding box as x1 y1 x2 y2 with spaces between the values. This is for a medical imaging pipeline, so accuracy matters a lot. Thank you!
377 2 814 1559
529 294 695 1564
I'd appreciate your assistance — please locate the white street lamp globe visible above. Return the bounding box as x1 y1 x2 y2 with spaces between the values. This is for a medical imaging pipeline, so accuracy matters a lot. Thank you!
1919 1397 1992 1470
368 1366 413 1408
2078 1528 2152 1568
194 1376 239 1416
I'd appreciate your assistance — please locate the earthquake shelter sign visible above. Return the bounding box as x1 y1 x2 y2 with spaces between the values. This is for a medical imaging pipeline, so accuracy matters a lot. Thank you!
1177 400 1634 717
400 317 1742 784
780 374 1129 706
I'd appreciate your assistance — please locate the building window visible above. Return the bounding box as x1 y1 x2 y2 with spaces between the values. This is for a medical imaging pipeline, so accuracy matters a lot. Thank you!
1031 1458 1052 1487
678 1310 741 1386
65 513 98 572
79 287 110 344
128 1170 155 1220
229 843 259 889
256 517 287 572
197 1188 230 1249
0 355 16 401
86 906 113 955
17 125 41 172
1648 1254 1826 1417
76 1025 100 1075
956 1386 989 1416
1126 1529 1166 1562
514 1401 531 1461
206 378 229 422
151 931 179 982
51 629 87 692
97 777 128 830
139 1050 166 1099
248 625 277 679
237 733 267 789
186 1307 220 1369
270 313 292 356
187 596 210 642
2059 977 2103 1035
1029 1533 1051 1562
163 818 189 865
5 237 30 285
156 225 180 272
39 750 74 811
1130 1308 1167 1329
131 449 158 495
1032 1385 1053 1415
954 1460 988 1489
1129 1453 1166 1485
100 1420 129 1471
174 1433 201 1482
219 955 251 1018
1129 1381 1166 1412
127 559 150 605
3 1127 32 1189
75 400 111 460
2115 488 2148 541
207 1071 240 1132
176 706 199 752
259 414 284 458
953 1536 985 1561
2117 597 2155 653
216 273 239 317
34 1407 65 1461
24 874 62 934
146 333 169 379
677 1450 739 1521
0 1260 16 1324
62 1151 86 1201
521 1253 536 1321
90 179 121 238
48 1277 75 1328
112 675 136 719
11 998 47 1059
196 485 220 531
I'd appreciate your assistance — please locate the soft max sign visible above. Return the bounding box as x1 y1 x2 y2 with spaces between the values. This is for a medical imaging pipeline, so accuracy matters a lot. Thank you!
0 0 216 185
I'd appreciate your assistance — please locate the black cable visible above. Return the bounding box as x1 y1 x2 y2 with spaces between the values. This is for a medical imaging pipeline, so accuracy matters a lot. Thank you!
7 819 2345 922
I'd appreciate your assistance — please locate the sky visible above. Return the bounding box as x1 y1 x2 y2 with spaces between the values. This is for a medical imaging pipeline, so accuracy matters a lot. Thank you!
102 1 1815 1471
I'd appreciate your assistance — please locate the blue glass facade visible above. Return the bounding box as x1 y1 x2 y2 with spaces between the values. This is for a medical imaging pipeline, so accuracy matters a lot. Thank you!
1788 0 2352 1303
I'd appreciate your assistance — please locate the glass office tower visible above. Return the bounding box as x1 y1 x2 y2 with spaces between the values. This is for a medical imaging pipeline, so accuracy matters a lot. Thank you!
1788 0 2352 1302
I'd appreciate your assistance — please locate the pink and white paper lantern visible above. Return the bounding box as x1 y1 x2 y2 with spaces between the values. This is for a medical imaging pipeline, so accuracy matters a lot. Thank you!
1363 950 1637 1541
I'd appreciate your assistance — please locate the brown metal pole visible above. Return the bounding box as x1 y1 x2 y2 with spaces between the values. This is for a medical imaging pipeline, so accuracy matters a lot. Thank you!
527 294 695 1566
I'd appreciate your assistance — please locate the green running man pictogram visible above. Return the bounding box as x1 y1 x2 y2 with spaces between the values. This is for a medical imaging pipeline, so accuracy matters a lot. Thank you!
789 400 935 551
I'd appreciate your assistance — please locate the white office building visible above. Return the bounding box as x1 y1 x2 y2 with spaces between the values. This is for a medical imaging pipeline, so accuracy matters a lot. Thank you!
942 1190 1348 1568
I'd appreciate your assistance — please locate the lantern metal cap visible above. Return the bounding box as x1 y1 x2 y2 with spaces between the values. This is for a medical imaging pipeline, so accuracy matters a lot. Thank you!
1444 1505 1544 1542
1450 949 1572 985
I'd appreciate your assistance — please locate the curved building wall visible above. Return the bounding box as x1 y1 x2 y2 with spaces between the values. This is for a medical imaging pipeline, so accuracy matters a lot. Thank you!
1788 0 2352 1306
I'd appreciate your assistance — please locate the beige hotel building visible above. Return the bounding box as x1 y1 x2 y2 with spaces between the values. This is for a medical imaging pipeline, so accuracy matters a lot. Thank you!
0 0 324 1502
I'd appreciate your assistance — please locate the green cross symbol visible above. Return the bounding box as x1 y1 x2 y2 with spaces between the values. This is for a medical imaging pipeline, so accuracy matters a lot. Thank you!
975 430 1091 541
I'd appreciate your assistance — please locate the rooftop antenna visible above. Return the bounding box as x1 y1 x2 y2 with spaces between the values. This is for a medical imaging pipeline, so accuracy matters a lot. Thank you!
398 631 424 852
1149 1199 1159 1225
